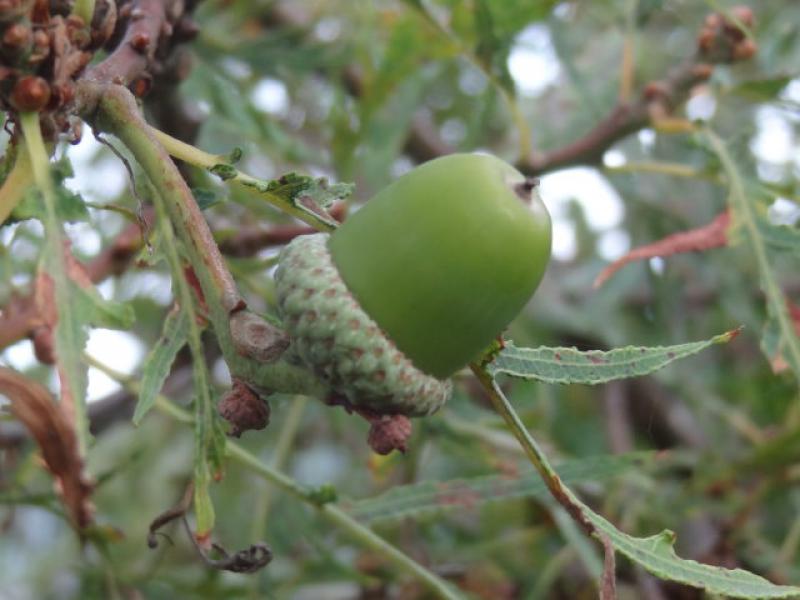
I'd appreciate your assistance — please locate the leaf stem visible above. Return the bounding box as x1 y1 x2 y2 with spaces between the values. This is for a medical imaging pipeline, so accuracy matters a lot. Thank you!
0 141 34 225
151 183 220 537
149 127 337 232
469 362 595 538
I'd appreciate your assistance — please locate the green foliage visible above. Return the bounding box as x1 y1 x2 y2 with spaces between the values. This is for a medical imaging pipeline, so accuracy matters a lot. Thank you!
344 452 650 524
133 307 189 425
2 1 800 599
490 330 739 384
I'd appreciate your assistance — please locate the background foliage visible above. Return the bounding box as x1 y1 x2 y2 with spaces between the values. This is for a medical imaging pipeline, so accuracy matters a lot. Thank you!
1 0 799 598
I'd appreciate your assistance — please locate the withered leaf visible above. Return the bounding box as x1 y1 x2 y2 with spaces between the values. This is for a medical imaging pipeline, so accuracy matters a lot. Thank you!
0 367 94 530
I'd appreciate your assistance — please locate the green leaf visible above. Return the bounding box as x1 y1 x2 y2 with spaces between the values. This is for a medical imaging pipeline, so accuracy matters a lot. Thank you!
13 184 88 223
478 361 800 599
133 307 189 425
238 172 353 228
192 187 225 211
488 330 740 385
342 453 651 524
585 508 800 598
473 0 514 93
758 218 800 252
75 284 135 330
727 75 793 101
704 128 800 385
11 155 88 223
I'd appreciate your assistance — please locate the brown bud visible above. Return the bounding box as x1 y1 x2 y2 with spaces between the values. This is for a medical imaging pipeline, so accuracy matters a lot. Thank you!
704 13 721 28
10 75 51 111
730 6 754 28
218 380 270 438
0 0 23 21
691 63 714 80
2 22 32 52
733 38 757 61
129 31 149 52
697 28 716 53
367 414 412 455
131 74 152 97
643 81 669 102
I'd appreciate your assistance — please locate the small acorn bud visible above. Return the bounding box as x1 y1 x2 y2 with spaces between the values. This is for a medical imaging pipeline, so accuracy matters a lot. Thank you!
10 75 51 111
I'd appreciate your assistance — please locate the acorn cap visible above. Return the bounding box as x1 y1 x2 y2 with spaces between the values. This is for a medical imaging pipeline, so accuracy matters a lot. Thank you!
275 233 452 416
329 153 551 379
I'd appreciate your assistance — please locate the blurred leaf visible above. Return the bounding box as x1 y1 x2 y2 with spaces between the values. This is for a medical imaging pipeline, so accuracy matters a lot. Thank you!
705 128 800 384
726 75 793 101
489 330 740 385
133 306 189 425
0 367 94 530
757 218 800 252
12 156 88 223
192 187 225 211
76 285 135 330
343 452 652 524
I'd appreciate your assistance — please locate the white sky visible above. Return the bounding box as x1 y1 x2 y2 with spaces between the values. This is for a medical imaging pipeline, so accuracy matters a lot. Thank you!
1 25 797 402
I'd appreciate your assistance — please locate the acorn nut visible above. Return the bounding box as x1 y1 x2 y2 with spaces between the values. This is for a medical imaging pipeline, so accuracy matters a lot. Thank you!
275 153 552 417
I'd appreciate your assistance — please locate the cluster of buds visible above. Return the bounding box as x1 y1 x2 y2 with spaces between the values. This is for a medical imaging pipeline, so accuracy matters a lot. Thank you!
0 0 116 136
697 6 757 63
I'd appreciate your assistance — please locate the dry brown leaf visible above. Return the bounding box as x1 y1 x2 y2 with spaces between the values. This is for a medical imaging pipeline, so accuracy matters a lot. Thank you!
0 367 94 530
594 210 730 289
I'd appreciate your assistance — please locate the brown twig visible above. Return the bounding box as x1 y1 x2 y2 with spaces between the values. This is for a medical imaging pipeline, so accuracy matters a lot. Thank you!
265 3 755 175
83 0 169 87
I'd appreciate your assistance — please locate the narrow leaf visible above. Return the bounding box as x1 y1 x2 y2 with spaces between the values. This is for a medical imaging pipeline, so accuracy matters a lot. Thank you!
133 306 189 424
585 509 800 598
342 453 651 524
488 330 740 385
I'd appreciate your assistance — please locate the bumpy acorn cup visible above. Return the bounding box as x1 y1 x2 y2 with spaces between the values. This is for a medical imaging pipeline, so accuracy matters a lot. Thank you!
275 153 552 417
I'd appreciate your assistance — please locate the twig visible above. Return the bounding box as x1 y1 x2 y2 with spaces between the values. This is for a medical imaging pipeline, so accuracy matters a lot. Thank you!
83 0 169 87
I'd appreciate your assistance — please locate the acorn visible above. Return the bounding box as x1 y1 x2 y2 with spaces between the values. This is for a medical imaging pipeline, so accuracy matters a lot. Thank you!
275 153 551 417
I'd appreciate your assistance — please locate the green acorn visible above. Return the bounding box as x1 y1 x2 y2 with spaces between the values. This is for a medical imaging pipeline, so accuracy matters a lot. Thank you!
275 153 551 417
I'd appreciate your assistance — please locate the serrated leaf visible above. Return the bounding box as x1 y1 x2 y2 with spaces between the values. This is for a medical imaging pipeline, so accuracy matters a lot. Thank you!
74 284 135 330
133 307 189 425
12 155 88 223
585 508 800 598
13 184 89 223
238 172 353 228
488 330 740 385
342 453 651 524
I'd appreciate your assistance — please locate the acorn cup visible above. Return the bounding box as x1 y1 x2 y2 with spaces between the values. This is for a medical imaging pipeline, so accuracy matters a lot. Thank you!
275 153 551 417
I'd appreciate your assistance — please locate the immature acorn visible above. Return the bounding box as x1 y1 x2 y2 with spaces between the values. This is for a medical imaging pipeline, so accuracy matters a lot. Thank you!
275 153 551 417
